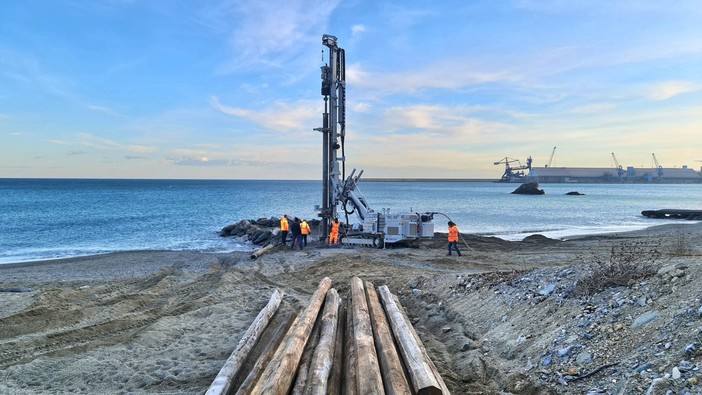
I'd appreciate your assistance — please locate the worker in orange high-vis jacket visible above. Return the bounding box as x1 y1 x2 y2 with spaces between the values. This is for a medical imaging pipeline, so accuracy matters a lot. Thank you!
300 219 311 247
447 221 462 256
280 215 289 244
329 218 340 245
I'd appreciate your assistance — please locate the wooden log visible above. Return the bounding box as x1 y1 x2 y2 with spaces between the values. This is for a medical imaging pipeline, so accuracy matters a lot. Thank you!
304 288 341 395
250 277 333 395
292 311 323 395
377 285 444 395
350 277 385 394
343 291 357 395
365 281 412 395
251 244 274 259
391 293 451 395
327 304 345 395
235 312 297 394
206 288 283 395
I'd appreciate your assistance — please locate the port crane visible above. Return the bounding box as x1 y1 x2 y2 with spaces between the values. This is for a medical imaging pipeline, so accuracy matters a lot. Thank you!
652 153 664 177
545 146 556 167
315 35 435 247
611 153 625 178
494 156 532 182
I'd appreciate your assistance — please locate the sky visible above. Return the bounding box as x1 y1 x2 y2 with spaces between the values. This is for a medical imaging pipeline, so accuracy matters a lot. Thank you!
1 0 701 180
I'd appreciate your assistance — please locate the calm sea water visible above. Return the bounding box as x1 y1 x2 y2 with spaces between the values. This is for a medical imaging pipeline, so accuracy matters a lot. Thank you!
1 178 699 264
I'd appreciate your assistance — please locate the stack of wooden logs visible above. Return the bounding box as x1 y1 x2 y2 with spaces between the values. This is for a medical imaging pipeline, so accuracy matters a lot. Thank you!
206 276 450 395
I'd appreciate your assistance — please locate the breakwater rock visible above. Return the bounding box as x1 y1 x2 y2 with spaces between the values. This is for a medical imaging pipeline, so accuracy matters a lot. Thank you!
641 209 702 220
220 217 321 245
512 182 545 195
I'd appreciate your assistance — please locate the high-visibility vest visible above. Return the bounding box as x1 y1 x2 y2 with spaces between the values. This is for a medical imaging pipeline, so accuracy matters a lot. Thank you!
448 225 459 242
331 221 340 234
301 221 310 235
280 217 289 231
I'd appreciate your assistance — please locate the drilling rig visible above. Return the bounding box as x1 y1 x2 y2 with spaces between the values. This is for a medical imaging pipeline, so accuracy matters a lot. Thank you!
314 34 435 247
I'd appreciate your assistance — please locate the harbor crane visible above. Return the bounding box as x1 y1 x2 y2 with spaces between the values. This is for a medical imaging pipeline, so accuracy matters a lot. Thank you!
545 146 556 167
652 153 664 177
494 156 532 182
611 152 625 177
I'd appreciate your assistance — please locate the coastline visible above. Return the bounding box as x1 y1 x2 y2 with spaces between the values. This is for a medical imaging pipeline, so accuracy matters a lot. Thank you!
563 220 702 240
1 221 699 268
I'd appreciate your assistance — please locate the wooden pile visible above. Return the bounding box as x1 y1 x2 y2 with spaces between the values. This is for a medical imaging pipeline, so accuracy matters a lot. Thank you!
206 277 450 395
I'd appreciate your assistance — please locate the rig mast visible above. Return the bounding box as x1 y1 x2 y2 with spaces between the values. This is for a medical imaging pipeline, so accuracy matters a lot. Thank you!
314 34 346 240
314 35 435 246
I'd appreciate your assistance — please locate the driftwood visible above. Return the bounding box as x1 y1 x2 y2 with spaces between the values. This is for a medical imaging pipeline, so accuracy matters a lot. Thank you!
378 285 445 395
327 304 345 395
292 312 323 395
250 277 332 395
390 292 451 395
304 288 341 395
392 293 451 395
213 277 451 394
365 281 412 395
236 313 298 395
343 290 357 395
251 244 274 259
206 288 283 395
350 277 385 394
570 362 620 381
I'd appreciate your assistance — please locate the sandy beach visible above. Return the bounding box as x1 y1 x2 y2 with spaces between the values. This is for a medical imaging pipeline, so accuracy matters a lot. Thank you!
1 222 701 394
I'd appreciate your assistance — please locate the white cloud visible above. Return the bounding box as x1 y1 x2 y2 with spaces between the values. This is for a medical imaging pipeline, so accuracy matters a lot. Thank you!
351 24 366 38
570 103 618 114
347 60 521 97
646 81 700 101
210 96 319 132
76 133 155 153
215 0 341 71
352 102 373 113
87 105 126 117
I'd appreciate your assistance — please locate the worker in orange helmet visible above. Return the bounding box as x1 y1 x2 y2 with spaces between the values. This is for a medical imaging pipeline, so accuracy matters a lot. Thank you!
280 215 289 244
447 221 462 256
300 219 311 247
329 218 340 245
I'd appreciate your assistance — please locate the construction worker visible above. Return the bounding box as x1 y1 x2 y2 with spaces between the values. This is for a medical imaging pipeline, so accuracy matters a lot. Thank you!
329 218 340 245
290 217 303 250
447 221 462 256
300 219 311 247
280 215 289 244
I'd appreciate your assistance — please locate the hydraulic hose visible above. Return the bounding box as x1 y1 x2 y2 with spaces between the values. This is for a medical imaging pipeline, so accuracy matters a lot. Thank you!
430 212 475 252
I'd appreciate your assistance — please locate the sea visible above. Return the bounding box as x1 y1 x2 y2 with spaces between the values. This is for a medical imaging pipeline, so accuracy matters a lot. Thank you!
1 178 699 264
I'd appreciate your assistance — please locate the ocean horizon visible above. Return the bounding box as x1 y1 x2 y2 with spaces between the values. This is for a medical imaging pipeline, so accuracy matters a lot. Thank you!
1 178 699 264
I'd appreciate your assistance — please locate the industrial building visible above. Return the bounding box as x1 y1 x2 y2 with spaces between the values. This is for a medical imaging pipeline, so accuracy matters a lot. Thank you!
527 165 702 183
495 150 702 183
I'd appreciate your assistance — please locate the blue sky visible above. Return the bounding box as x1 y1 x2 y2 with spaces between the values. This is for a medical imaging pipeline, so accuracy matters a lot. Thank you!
1 0 701 179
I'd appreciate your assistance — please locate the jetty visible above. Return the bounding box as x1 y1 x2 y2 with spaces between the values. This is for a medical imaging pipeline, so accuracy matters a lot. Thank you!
641 209 702 220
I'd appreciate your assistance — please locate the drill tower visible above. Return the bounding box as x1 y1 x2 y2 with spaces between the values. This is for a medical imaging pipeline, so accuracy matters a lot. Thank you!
315 35 435 246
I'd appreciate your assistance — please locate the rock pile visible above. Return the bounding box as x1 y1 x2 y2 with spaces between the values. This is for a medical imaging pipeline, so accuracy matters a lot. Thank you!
219 218 322 246
220 218 279 245
512 182 545 195
404 257 701 394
